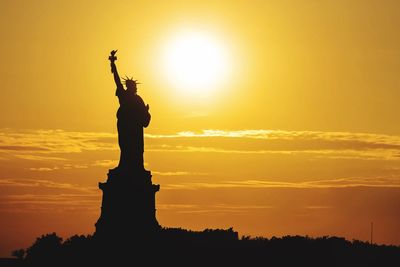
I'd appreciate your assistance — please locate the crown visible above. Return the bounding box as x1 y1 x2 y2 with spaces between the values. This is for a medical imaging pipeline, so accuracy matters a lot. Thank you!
122 76 140 85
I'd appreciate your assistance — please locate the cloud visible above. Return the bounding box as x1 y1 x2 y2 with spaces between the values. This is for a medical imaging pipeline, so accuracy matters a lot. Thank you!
27 163 90 172
152 171 206 176
0 178 99 213
0 178 96 193
157 203 275 215
161 177 400 190
91 159 119 167
303 206 333 209
0 128 400 162
0 175 397 215
146 129 400 145
15 155 67 161
145 129 400 160
0 193 99 213
146 146 399 162
0 129 117 155
29 167 60 171
0 145 49 151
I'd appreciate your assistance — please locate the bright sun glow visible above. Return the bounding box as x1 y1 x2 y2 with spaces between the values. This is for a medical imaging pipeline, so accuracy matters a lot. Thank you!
162 32 230 97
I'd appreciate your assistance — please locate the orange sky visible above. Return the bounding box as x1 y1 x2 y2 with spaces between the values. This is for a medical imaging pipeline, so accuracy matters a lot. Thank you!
0 0 400 257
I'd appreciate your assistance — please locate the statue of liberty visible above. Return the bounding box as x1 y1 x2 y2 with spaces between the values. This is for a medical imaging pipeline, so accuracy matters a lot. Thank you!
108 50 151 172
94 50 159 239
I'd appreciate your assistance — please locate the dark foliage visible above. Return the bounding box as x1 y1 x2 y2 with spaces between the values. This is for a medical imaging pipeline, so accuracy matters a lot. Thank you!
7 228 400 267
10 249 25 260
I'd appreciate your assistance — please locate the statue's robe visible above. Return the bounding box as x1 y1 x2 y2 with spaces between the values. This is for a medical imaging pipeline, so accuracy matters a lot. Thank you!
116 85 151 171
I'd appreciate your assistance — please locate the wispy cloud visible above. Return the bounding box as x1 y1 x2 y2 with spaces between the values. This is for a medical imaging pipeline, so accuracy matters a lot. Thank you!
29 167 60 171
0 145 49 151
0 178 96 193
91 159 118 167
147 145 399 159
0 193 99 213
146 129 400 160
158 203 275 215
162 177 400 190
1 128 400 161
146 129 400 145
0 129 117 155
15 154 67 161
152 171 206 176
0 178 99 213
304 206 333 209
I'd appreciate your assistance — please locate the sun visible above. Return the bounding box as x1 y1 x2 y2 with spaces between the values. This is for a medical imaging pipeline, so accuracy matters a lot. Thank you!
162 31 230 98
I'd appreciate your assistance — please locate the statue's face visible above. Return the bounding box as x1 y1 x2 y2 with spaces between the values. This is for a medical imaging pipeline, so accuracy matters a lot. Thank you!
126 80 137 92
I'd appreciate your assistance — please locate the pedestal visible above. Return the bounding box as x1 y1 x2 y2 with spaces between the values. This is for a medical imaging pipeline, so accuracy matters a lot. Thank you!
94 168 160 240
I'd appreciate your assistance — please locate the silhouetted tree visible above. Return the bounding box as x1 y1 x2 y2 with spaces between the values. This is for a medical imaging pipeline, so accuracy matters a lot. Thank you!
25 232 62 264
11 230 400 267
11 248 25 260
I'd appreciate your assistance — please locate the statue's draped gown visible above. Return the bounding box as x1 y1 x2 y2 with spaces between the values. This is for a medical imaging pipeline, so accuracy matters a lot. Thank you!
115 85 151 171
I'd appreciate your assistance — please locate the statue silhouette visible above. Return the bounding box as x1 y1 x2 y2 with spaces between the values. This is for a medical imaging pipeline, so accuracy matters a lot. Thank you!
109 50 151 172
94 51 159 240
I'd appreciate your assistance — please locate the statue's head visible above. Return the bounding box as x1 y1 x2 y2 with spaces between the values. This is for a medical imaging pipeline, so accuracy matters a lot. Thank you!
123 76 140 93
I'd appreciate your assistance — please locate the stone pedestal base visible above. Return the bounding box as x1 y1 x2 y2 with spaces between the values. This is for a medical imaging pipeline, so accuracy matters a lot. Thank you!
94 168 160 240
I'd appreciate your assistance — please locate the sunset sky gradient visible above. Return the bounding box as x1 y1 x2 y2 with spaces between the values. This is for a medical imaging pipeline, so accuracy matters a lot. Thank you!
0 0 399 256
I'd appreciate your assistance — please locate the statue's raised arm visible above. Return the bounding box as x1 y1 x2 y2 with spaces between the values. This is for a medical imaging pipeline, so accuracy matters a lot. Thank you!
109 50 123 90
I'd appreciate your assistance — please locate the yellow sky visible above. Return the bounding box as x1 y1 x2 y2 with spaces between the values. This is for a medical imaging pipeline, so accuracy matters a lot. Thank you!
0 0 400 257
